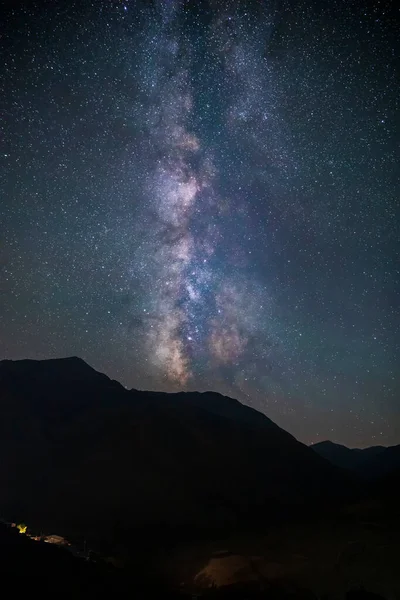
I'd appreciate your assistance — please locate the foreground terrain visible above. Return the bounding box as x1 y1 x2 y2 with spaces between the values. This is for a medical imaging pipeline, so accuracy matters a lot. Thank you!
0 357 398 597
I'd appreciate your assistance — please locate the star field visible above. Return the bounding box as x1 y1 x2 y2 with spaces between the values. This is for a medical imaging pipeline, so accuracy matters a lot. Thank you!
1 0 399 447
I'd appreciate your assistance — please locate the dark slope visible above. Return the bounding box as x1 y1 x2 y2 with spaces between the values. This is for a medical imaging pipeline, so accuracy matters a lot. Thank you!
311 440 400 479
0 523 126 597
0 358 356 544
358 445 400 479
376 467 400 502
133 389 281 431
310 441 386 471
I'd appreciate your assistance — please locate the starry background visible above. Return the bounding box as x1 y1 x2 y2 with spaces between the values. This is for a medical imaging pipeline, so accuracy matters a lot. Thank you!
1 0 399 447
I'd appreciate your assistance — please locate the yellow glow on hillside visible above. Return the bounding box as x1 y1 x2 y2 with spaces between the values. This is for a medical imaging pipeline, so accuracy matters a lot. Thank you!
17 523 27 534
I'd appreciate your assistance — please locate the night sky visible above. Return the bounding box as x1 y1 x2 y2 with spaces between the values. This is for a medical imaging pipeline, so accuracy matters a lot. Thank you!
1 1 399 447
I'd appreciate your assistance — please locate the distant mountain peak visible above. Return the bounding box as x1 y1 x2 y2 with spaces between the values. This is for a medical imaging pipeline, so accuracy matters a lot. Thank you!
311 440 348 449
311 439 396 479
311 440 387 452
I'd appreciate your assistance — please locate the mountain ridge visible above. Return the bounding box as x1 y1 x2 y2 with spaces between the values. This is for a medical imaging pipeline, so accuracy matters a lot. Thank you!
311 440 400 479
0 357 359 546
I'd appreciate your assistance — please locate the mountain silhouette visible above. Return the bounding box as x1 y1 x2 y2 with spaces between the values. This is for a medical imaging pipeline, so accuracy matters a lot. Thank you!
311 440 400 479
0 357 358 545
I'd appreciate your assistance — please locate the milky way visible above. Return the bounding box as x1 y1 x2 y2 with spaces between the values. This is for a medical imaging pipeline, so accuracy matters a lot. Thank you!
1 0 398 446
130 1 281 388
